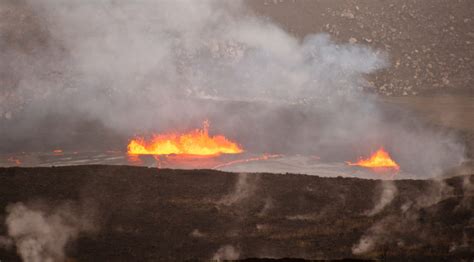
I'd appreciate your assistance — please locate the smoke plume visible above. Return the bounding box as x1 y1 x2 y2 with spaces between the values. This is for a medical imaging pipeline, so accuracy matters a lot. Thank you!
1 201 97 262
212 244 240 261
366 181 397 216
0 0 465 177
220 173 258 206
352 178 468 256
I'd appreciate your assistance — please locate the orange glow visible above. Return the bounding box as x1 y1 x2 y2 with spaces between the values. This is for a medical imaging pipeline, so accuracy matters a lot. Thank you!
7 157 21 166
127 154 143 165
127 121 243 156
213 154 282 169
53 149 63 156
347 147 400 170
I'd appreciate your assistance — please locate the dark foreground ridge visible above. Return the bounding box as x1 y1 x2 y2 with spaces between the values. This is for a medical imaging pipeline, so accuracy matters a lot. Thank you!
0 165 472 261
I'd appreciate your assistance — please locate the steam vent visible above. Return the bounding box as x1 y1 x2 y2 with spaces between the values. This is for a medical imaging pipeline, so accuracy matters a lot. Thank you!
0 0 472 261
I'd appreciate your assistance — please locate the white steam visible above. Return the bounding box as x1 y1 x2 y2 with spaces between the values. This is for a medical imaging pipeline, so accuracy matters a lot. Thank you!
366 181 397 216
1 201 97 262
352 178 466 256
212 244 240 261
220 173 257 206
352 217 392 255
0 0 465 177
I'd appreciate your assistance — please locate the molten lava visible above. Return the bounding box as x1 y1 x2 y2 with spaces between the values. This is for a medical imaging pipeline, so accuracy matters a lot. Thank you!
347 147 400 171
127 121 243 156
213 154 282 169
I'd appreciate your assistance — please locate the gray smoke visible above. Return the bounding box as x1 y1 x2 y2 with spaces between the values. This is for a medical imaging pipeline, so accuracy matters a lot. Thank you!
1 201 97 262
352 178 465 256
459 176 474 209
366 181 398 216
351 218 388 255
212 244 240 261
0 0 465 177
219 173 257 206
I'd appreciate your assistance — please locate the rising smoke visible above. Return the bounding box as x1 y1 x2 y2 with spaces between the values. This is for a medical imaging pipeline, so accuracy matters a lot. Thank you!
0 0 465 177
0 200 97 262
366 181 398 216
212 244 240 261
219 173 258 206
352 177 473 256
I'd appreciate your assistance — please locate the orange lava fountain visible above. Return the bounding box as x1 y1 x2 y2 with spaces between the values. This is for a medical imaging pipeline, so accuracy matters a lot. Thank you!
127 121 243 156
347 147 400 171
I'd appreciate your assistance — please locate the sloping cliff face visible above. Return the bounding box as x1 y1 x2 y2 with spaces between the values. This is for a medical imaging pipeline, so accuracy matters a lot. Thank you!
0 166 472 261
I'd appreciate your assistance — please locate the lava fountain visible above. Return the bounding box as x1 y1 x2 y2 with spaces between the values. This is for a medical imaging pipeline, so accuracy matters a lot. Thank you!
127 121 243 156
346 147 400 171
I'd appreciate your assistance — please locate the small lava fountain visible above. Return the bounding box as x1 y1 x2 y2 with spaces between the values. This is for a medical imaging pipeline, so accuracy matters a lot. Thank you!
346 147 400 171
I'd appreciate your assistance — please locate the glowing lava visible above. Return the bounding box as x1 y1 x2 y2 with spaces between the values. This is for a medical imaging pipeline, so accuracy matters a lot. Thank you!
213 154 282 169
347 147 400 171
127 121 243 156
7 157 21 166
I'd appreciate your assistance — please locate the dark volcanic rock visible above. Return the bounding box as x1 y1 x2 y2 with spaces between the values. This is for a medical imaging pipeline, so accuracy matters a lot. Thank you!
0 166 472 261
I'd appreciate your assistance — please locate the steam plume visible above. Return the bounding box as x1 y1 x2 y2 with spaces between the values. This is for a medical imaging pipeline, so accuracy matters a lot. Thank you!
212 244 240 261
1 201 97 262
0 0 465 177
366 181 397 216
220 173 257 206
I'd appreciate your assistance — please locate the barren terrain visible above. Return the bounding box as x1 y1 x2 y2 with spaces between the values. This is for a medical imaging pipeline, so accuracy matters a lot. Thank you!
0 166 472 261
